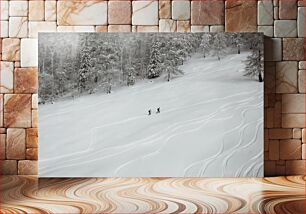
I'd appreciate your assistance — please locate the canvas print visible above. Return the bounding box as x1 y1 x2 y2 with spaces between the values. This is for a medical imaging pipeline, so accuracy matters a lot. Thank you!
38 32 264 177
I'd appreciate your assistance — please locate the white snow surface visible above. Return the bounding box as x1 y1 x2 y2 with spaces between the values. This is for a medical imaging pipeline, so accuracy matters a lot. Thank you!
39 51 263 177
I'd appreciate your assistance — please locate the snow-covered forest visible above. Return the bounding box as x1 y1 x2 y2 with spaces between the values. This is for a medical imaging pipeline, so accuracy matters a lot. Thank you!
38 33 263 104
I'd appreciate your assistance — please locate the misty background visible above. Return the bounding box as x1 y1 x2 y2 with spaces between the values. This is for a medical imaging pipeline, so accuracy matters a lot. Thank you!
38 33 263 104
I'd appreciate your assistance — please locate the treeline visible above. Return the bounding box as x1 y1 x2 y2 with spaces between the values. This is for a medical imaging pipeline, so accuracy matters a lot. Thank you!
147 34 200 80
198 33 264 82
38 33 263 103
199 33 263 59
38 33 201 103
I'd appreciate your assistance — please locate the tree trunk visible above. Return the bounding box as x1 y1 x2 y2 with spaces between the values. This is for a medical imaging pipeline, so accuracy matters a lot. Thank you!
51 51 55 97
258 73 263 82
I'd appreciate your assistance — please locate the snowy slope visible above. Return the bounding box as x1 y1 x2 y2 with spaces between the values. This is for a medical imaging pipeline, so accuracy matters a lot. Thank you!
39 51 263 177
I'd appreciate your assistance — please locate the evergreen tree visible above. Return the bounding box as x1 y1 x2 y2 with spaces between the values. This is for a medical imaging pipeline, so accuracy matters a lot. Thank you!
230 33 242 54
147 41 164 78
211 34 227 60
39 72 54 103
77 35 97 94
39 32 264 103
77 47 92 93
200 34 212 58
54 67 68 96
244 35 264 82
244 50 263 82
165 48 184 81
127 71 136 86
165 63 183 81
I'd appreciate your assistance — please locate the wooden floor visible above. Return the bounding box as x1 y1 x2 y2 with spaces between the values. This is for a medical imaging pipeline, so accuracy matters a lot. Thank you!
0 176 305 214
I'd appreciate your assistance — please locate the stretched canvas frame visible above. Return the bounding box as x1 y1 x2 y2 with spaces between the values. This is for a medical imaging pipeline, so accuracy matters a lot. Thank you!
38 32 264 177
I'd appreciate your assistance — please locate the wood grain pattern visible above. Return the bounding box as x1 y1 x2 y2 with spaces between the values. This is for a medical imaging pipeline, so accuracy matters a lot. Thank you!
0 176 305 213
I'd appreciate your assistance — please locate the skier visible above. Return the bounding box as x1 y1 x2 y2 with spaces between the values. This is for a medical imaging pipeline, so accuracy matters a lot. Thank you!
156 107 160 114
148 109 151 115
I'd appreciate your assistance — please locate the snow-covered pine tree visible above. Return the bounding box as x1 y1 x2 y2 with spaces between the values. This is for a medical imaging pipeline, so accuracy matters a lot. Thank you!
246 33 260 50
211 34 227 60
77 36 95 94
106 78 112 94
103 68 116 94
147 41 164 78
200 34 212 58
90 37 122 94
127 69 136 86
245 35 264 82
102 65 119 94
167 38 185 66
133 38 148 79
165 48 184 81
176 37 191 59
236 34 242 54
54 67 68 96
250 34 263 53
244 50 263 82
165 64 183 81
77 49 92 93
38 72 54 103
230 33 242 54
186 34 200 53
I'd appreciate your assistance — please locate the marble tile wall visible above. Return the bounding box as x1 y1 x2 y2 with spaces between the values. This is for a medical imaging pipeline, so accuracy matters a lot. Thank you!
0 0 305 176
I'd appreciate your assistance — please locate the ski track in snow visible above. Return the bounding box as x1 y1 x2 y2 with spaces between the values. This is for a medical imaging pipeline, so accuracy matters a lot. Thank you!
39 52 263 177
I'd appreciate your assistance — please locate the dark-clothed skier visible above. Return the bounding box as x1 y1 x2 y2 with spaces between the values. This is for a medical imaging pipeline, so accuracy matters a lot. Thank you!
148 109 151 115
156 107 160 114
